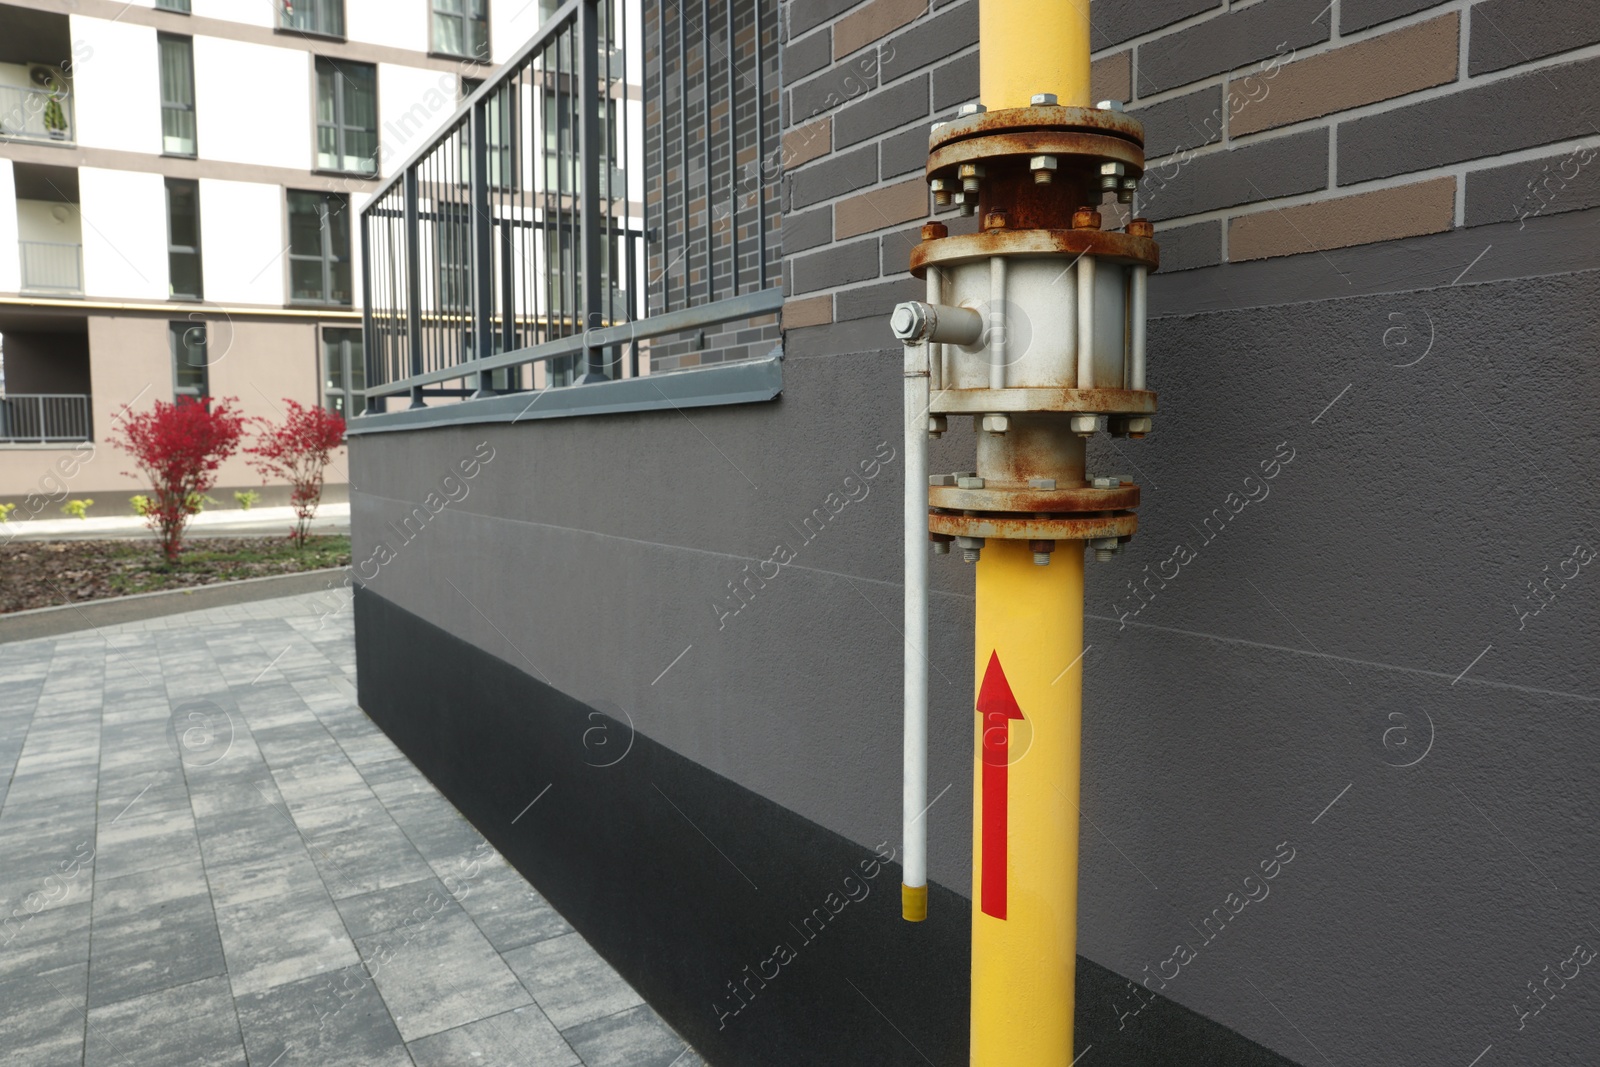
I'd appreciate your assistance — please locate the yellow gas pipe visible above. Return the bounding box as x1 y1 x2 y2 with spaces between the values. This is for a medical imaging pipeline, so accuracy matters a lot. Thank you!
971 6 1092 1065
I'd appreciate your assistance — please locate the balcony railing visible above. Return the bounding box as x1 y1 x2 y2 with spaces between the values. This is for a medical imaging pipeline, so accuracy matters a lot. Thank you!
359 0 780 412
0 395 92 443
0 85 74 144
19 241 83 293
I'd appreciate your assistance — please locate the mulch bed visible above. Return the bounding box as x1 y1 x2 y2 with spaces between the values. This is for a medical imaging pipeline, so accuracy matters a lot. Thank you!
0 536 351 614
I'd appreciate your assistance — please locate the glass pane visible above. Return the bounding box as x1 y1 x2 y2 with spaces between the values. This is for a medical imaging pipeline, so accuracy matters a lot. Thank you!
326 198 350 258
162 110 196 156
346 130 377 173
290 258 325 302
158 37 194 107
167 182 199 246
170 251 202 298
316 67 336 123
287 194 323 255
316 127 338 171
434 14 463 55
469 17 488 60
330 257 352 305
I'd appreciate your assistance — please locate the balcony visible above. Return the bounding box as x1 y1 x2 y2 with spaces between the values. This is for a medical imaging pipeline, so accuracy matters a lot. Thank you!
0 82 74 145
19 240 82 293
0 393 91 443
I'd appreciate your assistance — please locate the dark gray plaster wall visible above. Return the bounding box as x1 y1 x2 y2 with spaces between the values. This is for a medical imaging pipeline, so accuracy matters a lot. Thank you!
351 211 1600 1064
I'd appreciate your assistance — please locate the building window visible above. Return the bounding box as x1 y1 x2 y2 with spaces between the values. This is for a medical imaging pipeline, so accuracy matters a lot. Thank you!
315 57 377 175
322 328 366 417
156 0 191 12
433 0 489 60
170 321 208 398
281 0 344 38
158 34 196 157
165 178 203 299
435 204 471 312
288 191 352 305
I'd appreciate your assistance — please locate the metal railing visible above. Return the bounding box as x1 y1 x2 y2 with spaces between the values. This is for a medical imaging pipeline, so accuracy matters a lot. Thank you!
19 241 83 293
0 85 74 143
0 395 92 443
359 0 781 412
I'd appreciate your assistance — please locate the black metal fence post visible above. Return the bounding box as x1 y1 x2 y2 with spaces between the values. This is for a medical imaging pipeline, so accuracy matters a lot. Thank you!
469 99 496 398
360 209 385 414
404 167 426 409
576 0 607 383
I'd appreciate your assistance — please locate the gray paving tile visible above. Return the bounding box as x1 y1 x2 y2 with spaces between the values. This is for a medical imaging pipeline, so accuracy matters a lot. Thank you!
561 1003 694 1067
85 975 245 1067
293 799 437 899
408 1004 581 1067
353 899 532 1042
0 900 91 983
0 961 88 1064
92 806 203 883
504 932 644 1031
384 792 488 864
214 886 360 997
453 855 573 952
334 878 460 941
88 861 224 1009
235 967 411 1067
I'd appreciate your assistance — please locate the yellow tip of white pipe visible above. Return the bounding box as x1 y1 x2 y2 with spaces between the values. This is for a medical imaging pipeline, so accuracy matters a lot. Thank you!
902 883 928 922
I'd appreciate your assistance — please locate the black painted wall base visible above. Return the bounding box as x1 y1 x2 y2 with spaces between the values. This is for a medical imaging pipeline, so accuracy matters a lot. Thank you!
354 587 1299 1066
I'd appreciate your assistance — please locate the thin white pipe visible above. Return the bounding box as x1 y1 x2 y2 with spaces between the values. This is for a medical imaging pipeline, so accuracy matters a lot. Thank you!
1076 254 1096 389
989 256 1006 390
1129 264 1148 390
902 340 929 903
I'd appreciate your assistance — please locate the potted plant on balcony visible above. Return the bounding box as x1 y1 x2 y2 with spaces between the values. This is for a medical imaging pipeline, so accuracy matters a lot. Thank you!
31 68 69 140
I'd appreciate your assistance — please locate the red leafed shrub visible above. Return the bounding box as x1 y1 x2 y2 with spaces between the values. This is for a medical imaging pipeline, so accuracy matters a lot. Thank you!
110 397 246 564
247 401 346 547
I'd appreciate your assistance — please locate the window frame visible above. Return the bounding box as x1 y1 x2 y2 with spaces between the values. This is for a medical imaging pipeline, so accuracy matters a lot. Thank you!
314 56 378 176
321 327 366 418
169 321 209 399
286 190 353 307
157 32 197 158
165 177 203 300
156 0 192 12
432 0 490 61
280 0 345 40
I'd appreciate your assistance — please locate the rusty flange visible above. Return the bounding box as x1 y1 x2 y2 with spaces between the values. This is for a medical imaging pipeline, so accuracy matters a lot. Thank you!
929 386 1157 416
929 105 1145 153
929 510 1138 542
910 228 1158 275
928 483 1139 513
929 130 1143 184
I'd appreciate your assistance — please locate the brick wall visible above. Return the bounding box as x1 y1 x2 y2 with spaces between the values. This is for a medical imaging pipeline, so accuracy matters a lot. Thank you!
778 0 1600 336
644 0 784 372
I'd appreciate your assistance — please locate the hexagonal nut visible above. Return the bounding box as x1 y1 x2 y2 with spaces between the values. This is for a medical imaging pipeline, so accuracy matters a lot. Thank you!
958 103 987 116
1029 155 1058 172
982 210 1009 231
929 473 956 487
1091 476 1119 489
958 163 984 180
980 414 1009 434
921 221 948 241
956 476 986 489
927 414 948 435
1125 416 1153 433
1027 477 1057 490
1069 414 1105 436
1126 217 1155 239
1096 100 1126 112
954 470 977 480
1072 207 1102 230
1099 161 1126 177
1030 93 1059 106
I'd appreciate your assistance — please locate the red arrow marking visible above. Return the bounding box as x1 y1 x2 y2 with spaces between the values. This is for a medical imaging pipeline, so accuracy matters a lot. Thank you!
977 651 1023 920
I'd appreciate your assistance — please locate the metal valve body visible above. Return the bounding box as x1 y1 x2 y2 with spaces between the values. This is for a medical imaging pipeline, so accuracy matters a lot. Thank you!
897 102 1160 564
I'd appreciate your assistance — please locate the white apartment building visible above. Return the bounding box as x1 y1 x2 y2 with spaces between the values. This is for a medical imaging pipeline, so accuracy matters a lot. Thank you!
0 0 552 512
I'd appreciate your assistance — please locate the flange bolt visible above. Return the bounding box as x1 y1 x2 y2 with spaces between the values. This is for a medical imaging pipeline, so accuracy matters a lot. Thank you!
1030 155 1059 185
930 179 952 207
1072 207 1102 230
956 535 985 563
1089 537 1120 563
1030 93 1059 106
1127 217 1155 239
1029 539 1055 566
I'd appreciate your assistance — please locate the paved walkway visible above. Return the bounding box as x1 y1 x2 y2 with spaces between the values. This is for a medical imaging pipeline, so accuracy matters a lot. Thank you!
2 503 352 542
0 592 702 1066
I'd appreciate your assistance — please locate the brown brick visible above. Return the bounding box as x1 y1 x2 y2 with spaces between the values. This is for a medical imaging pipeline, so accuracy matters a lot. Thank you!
1231 14 1458 137
1227 176 1455 261
783 117 832 170
834 178 929 239
1091 51 1132 104
784 295 834 329
834 0 927 60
